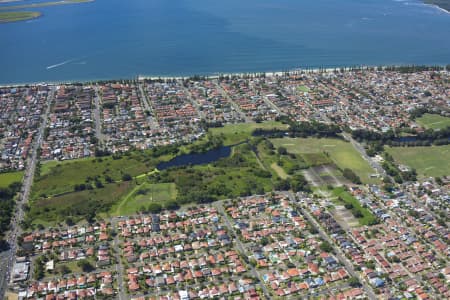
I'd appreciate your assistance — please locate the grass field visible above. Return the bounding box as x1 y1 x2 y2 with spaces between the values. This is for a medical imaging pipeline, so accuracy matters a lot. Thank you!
332 187 377 226
0 11 41 23
386 145 450 178
209 121 288 145
301 153 332 166
28 181 133 226
113 183 177 216
0 171 23 188
33 152 165 198
271 137 378 184
416 113 450 130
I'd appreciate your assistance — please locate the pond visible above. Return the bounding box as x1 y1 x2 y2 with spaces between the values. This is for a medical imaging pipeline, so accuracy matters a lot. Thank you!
157 146 231 170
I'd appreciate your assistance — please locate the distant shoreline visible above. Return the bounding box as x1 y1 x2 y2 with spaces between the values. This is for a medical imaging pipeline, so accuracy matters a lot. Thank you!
0 11 41 23
1 65 449 88
423 0 450 14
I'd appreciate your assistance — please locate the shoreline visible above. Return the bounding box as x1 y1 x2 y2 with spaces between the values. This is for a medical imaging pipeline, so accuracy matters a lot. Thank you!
0 64 449 88
426 3 450 14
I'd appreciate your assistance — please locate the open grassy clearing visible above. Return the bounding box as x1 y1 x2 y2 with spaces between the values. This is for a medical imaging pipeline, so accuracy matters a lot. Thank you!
331 187 377 226
297 85 310 92
0 171 23 188
40 157 97 176
27 181 133 227
386 145 450 178
271 137 379 184
209 121 288 145
0 11 40 23
113 183 177 216
416 113 450 130
33 151 168 198
43 257 96 279
270 163 288 179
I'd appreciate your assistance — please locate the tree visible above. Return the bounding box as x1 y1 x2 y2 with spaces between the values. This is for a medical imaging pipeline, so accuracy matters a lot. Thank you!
77 259 94 272
348 277 361 287
57 264 70 275
277 146 287 155
342 168 361 184
319 241 333 253
147 203 162 214
122 173 132 181
165 201 179 210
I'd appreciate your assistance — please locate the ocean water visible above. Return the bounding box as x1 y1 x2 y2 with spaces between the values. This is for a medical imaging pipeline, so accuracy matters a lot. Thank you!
0 0 449 84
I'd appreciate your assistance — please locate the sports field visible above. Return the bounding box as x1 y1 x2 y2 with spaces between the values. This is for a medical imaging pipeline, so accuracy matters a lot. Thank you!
0 171 23 188
386 145 450 178
271 137 378 184
416 113 450 130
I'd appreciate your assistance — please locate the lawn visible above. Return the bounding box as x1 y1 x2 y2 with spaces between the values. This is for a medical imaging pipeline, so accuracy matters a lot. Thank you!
0 171 23 188
416 113 450 130
209 121 288 145
271 137 378 184
386 145 450 178
113 182 177 216
331 187 377 226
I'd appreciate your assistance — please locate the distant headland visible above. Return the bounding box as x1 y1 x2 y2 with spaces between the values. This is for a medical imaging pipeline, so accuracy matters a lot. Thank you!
0 0 94 23
424 0 450 13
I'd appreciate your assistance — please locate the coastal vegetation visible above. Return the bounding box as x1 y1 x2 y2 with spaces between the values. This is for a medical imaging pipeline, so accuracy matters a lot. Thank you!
0 0 93 24
0 11 41 23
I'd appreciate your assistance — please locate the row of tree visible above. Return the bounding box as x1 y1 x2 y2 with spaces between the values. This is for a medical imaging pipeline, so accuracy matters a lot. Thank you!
352 126 450 146
0 181 21 250
253 121 341 139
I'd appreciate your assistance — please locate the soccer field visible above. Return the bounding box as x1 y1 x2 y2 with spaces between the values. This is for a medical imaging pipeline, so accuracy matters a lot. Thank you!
386 145 450 178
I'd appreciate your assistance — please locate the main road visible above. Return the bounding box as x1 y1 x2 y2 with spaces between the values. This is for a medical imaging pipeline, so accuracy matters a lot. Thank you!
93 86 106 144
0 87 54 299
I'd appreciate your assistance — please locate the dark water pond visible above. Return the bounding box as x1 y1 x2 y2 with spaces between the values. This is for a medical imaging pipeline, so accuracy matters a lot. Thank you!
157 146 231 170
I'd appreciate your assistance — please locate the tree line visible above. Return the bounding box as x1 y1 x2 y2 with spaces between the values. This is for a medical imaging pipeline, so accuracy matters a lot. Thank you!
0 181 22 250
